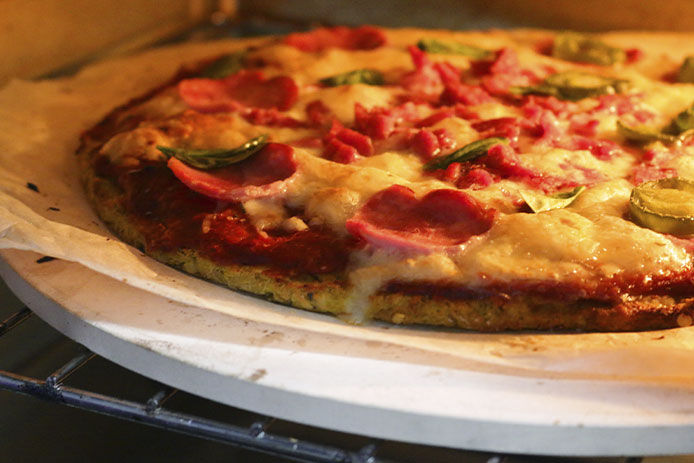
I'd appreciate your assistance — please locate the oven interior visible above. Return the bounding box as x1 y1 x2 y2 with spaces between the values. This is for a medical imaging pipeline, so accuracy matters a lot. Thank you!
1 1 693 461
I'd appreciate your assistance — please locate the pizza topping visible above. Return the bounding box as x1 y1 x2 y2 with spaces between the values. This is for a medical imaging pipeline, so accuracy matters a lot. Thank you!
618 102 694 144
521 185 586 213
512 71 628 101
411 128 456 160
178 70 299 112
283 26 387 52
345 185 496 253
353 102 420 140
416 38 490 59
630 177 694 235
156 134 268 170
167 142 298 202
399 45 444 102
625 48 644 64
424 137 508 171
678 57 694 83
433 60 494 105
323 120 374 163
305 100 335 128
199 209 355 274
477 48 535 96
319 69 384 87
199 52 246 79
440 82 494 106
551 32 626 66
628 147 680 185
617 120 677 144
471 117 520 142
663 102 694 136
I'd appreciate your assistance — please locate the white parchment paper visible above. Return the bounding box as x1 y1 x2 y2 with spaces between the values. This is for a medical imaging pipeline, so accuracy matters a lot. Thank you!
2 40 694 382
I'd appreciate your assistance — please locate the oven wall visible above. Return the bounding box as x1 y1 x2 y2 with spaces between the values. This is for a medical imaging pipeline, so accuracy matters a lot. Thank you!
240 0 694 31
0 0 220 85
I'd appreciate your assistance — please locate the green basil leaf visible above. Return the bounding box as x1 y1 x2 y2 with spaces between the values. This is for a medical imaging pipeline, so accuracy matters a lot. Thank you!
521 186 586 213
509 83 562 99
200 52 246 79
319 69 384 87
157 134 268 170
511 71 628 101
617 121 677 144
424 137 508 171
552 32 626 66
677 56 694 83
664 102 694 136
416 38 491 59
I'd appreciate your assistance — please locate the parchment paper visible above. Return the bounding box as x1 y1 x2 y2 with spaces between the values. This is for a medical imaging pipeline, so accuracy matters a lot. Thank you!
2 39 694 382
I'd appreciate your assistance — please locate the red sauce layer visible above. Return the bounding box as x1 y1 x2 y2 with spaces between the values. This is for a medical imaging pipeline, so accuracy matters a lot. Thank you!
118 166 356 276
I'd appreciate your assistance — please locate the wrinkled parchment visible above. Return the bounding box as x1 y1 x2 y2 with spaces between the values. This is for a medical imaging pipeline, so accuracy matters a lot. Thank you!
2 40 694 382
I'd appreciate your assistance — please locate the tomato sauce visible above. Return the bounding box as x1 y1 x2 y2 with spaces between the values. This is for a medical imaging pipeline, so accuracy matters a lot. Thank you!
119 166 355 275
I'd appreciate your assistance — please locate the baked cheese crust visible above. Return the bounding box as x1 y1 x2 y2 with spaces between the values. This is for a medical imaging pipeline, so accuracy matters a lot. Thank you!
78 28 694 331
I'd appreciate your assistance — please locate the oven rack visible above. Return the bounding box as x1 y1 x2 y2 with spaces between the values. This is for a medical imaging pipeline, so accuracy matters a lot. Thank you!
0 306 384 463
0 303 650 463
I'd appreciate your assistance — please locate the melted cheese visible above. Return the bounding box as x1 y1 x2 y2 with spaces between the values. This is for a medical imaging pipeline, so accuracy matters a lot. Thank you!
288 84 399 125
521 147 634 181
100 126 170 166
455 209 689 285
243 199 287 230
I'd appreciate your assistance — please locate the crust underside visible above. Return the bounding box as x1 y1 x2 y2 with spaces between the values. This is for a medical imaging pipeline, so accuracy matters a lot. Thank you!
80 155 694 332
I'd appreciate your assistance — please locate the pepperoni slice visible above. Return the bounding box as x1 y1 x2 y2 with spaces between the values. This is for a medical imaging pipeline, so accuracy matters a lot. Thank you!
323 120 373 164
346 185 496 253
399 46 443 102
167 143 298 202
179 70 298 113
284 26 387 52
354 102 419 140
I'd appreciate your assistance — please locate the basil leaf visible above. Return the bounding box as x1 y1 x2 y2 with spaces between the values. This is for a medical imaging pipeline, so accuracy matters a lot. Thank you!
677 57 694 83
618 102 694 145
664 102 694 136
521 186 586 213
416 38 491 59
552 32 626 66
510 83 561 99
617 121 676 144
157 135 268 170
511 71 628 101
319 69 384 87
200 52 246 79
424 137 508 171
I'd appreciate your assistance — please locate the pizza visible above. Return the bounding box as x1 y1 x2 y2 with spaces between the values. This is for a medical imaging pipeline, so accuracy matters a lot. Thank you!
77 26 694 332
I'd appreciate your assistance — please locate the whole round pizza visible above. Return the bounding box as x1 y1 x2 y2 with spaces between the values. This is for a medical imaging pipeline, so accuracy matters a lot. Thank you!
77 26 694 332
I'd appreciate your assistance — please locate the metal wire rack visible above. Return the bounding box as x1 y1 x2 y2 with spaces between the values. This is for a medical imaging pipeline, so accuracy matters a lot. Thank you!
0 306 386 463
0 300 654 463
